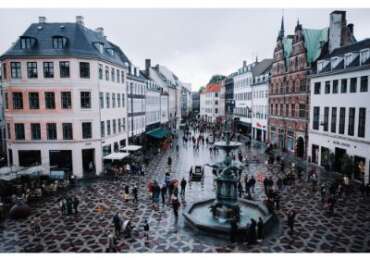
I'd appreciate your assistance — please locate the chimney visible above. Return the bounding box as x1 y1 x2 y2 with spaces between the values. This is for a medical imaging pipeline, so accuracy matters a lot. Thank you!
243 60 247 67
38 16 46 24
329 10 346 53
96 27 104 37
76 16 84 25
145 59 151 75
347 23 354 35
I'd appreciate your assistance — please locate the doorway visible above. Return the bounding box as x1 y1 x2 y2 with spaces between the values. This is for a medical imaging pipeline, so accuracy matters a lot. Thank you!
49 150 73 177
311 144 319 164
82 149 96 178
334 147 346 173
296 137 305 158
256 129 262 142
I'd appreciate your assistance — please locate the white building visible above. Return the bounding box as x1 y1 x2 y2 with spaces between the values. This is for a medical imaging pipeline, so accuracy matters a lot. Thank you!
309 38 370 184
0 16 129 178
181 82 192 119
0 64 6 164
141 68 161 131
233 61 256 135
200 82 225 123
251 59 273 143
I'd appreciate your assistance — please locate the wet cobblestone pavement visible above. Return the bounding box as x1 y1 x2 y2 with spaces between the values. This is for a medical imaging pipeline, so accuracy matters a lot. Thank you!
1 132 370 252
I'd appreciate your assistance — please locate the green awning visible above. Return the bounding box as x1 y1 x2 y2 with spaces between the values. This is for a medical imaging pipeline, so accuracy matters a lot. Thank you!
146 128 171 139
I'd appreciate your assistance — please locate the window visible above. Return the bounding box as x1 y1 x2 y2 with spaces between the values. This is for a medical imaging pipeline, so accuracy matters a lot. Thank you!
299 104 306 118
27 62 38 78
117 93 121 107
111 68 115 82
80 92 91 109
107 120 111 135
348 107 355 136
79 62 90 78
12 92 23 109
331 107 337 133
341 79 347 93
118 119 122 132
112 93 116 108
106 93 110 108
113 119 116 134
82 122 92 139
62 123 73 140
323 107 329 131
45 92 55 109
339 107 346 134
61 92 72 109
350 78 357 93
291 104 295 117
43 62 54 78
94 42 104 53
98 64 103 79
2 63 6 80
10 62 21 79
59 61 70 78
332 80 338 94
325 81 330 94
358 108 366 138
286 104 289 117
28 92 39 109
100 121 105 137
313 107 320 130
4 93 9 109
360 76 368 92
31 123 41 140
20 37 35 49
14 123 25 140
121 71 125 83
7 123 11 139
105 66 109 80
99 92 104 108
47 123 57 140
122 94 125 107
52 36 67 49
314 82 321 94
116 69 120 83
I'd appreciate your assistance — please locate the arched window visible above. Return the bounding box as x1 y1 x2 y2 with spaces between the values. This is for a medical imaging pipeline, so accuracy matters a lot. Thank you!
52 36 68 49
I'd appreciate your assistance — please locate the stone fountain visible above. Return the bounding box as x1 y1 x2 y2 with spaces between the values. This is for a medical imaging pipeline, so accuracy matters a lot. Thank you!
183 118 276 237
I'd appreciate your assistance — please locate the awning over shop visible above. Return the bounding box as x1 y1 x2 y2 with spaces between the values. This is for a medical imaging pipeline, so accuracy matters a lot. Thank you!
103 152 130 161
17 165 48 177
146 128 171 139
120 145 142 152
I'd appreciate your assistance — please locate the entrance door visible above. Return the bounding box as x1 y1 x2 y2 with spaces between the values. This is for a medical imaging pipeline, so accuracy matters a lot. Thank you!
334 147 346 173
296 137 305 158
354 156 365 181
49 150 73 177
312 145 319 164
279 134 285 149
82 149 96 178
256 129 262 142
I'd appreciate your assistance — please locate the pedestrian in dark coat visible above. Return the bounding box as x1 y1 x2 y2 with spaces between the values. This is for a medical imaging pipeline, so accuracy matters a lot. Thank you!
73 196 80 214
248 219 257 245
249 176 256 194
172 197 181 224
180 178 187 198
287 210 296 234
257 217 264 241
132 185 138 203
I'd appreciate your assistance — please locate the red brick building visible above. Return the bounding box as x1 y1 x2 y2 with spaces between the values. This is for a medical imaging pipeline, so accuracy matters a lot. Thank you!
268 11 355 159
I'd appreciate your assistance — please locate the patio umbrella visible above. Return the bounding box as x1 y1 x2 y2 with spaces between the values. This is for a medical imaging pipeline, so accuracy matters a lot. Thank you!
9 203 31 219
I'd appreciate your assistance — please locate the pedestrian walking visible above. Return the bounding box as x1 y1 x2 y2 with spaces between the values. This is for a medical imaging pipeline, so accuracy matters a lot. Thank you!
180 178 187 198
112 213 122 238
287 210 296 235
248 219 257 245
133 185 138 203
144 220 150 242
161 184 167 204
172 196 181 224
257 217 264 241
230 218 238 243
73 196 80 214
249 176 256 194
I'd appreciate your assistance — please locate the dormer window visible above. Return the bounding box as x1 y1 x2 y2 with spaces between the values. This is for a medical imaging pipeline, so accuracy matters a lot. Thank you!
93 42 104 54
106 48 115 56
52 36 67 49
20 37 36 49
317 60 324 73
360 49 370 65
344 53 353 67
330 56 340 70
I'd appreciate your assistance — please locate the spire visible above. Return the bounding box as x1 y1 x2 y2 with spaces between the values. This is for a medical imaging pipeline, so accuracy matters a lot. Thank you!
277 15 285 41
295 18 302 32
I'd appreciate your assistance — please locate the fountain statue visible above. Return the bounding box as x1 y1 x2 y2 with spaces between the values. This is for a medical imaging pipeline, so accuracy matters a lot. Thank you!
183 117 275 237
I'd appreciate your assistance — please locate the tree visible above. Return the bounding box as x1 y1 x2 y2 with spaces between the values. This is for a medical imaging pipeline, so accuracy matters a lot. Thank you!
340 154 354 178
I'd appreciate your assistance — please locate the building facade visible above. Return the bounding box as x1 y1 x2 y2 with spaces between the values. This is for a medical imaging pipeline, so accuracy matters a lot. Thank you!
142 72 161 132
251 59 273 143
192 91 200 115
233 61 256 135
200 81 225 123
225 74 235 118
0 16 129 178
268 11 355 159
309 39 370 184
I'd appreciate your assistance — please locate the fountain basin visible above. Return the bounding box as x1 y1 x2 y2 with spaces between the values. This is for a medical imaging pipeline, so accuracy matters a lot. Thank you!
214 141 242 151
183 198 276 237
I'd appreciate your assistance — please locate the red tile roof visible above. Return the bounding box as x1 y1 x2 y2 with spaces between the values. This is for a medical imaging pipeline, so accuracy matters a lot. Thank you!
203 83 221 93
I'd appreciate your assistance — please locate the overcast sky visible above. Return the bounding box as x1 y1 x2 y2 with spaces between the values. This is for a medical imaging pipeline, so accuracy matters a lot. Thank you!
0 8 370 91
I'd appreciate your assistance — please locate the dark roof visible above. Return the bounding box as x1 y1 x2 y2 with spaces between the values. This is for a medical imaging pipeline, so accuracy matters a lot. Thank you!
0 22 130 67
252 58 273 76
322 38 370 59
